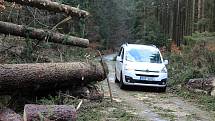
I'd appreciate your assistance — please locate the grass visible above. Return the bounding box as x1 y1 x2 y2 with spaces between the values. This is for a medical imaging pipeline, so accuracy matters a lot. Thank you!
35 95 144 121
157 112 176 121
77 99 145 121
175 88 215 111
166 32 215 112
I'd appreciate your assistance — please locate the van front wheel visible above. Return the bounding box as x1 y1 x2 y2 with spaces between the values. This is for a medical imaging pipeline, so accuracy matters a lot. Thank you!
119 73 126 89
159 86 166 92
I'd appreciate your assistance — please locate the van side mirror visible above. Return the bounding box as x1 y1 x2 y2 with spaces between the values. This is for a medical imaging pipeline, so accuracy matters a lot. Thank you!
164 60 168 65
116 56 123 63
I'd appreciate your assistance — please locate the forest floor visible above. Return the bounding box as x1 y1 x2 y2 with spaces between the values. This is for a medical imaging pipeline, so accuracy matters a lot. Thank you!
87 54 215 121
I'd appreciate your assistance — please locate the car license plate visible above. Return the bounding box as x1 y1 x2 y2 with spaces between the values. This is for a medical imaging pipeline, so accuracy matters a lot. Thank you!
140 76 154 81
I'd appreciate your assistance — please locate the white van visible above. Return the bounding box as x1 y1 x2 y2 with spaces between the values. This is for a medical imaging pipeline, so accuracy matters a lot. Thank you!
115 44 168 92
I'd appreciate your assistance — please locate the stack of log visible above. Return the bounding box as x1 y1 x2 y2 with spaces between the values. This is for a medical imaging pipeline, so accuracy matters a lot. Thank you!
0 105 77 121
186 77 215 96
0 0 107 96
0 0 107 121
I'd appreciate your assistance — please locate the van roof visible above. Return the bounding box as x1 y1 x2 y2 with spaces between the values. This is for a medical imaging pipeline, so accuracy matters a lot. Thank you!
123 44 159 51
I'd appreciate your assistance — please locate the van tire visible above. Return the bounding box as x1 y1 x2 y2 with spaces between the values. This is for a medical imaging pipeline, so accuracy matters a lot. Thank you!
115 69 119 83
119 73 126 89
159 86 166 92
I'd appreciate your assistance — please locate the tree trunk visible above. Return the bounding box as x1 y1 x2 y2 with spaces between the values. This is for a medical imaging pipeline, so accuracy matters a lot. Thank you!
186 77 215 96
5 0 89 18
0 108 23 121
0 21 89 47
24 104 76 121
0 62 106 95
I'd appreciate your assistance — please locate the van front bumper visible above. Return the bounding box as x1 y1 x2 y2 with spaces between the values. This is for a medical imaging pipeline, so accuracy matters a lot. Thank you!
123 75 167 87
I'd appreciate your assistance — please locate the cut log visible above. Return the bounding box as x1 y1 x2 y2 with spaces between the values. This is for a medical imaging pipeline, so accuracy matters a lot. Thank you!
0 108 23 121
0 21 89 47
24 104 76 121
0 62 106 95
5 0 89 17
186 77 215 96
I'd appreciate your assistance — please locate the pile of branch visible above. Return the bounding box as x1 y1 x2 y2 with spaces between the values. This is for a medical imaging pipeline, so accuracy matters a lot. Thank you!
0 62 106 95
186 77 215 96
0 21 89 47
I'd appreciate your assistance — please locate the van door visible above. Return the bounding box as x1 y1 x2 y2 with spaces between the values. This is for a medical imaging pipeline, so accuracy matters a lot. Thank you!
116 47 124 79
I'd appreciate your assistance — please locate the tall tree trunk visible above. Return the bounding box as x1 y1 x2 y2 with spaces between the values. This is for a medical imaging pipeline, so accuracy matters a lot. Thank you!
198 0 202 32
192 0 196 32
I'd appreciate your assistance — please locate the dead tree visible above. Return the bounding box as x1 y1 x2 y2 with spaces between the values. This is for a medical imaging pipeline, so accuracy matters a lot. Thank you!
5 0 89 17
0 21 89 47
0 62 106 95
24 104 77 121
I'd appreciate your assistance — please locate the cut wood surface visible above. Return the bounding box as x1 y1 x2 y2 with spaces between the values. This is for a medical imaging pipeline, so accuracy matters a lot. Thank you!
0 108 23 121
0 21 89 47
5 0 89 17
24 104 76 121
0 62 106 95
186 77 215 96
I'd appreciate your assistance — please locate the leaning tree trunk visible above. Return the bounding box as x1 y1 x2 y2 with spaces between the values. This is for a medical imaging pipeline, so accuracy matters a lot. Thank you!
24 104 77 121
5 0 89 17
0 108 23 121
0 62 106 95
0 21 89 47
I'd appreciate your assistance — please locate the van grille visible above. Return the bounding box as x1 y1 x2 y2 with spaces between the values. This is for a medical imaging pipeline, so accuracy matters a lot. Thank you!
135 70 159 73
136 74 159 77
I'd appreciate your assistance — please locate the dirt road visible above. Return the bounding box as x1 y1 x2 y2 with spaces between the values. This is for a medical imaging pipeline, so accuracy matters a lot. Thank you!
102 54 215 121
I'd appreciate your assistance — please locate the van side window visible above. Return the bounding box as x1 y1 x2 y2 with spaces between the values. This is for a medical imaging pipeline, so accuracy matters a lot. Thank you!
121 48 124 60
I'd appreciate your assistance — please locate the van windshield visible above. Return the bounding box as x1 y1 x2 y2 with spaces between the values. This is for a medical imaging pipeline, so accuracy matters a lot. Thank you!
126 48 162 63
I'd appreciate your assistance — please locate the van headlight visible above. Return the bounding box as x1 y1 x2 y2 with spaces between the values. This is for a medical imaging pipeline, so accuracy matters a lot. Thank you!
125 65 135 71
161 67 167 73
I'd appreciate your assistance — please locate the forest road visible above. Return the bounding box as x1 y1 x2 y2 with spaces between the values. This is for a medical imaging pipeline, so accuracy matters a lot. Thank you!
101 54 215 121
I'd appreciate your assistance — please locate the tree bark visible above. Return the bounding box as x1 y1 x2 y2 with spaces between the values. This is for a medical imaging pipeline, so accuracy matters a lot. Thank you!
0 21 89 47
0 0 5 11
186 77 215 96
0 62 106 95
5 0 89 18
0 108 23 121
24 104 76 121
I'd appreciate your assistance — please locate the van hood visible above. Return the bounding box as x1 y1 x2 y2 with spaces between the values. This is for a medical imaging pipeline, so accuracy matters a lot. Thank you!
126 61 165 72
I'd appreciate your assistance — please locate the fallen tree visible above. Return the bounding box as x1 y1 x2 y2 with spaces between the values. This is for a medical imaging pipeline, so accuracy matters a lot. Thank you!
186 77 215 96
5 0 89 17
0 21 89 47
0 108 23 121
24 104 77 121
0 62 106 95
